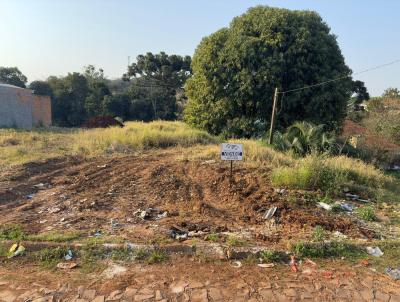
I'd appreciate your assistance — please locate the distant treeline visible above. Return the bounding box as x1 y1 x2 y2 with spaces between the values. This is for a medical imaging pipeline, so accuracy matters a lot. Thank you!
0 52 191 127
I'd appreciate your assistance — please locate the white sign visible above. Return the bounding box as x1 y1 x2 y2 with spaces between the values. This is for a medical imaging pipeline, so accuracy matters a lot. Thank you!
221 143 243 161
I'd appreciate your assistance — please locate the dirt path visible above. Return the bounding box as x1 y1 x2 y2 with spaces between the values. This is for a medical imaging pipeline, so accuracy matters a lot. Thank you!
1 257 400 302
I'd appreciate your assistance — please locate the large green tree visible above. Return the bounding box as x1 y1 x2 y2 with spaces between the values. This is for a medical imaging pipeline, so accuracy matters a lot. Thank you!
184 6 353 137
123 52 191 120
0 67 28 88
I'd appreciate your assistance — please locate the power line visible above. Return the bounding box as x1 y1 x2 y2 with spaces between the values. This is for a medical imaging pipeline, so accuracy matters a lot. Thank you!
280 58 400 94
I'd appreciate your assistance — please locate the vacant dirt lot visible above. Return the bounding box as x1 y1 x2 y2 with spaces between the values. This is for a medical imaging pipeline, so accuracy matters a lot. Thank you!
0 150 374 246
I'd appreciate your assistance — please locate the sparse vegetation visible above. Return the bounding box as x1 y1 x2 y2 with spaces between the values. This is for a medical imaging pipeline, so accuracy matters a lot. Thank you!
0 224 26 241
146 250 168 264
260 250 284 263
27 231 83 243
293 241 364 260
226 235 246 247
311 225 326 242
34 247 70 269
355 206 377 221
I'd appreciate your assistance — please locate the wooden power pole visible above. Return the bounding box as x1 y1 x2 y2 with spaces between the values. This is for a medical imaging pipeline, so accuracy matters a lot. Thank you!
268 87 279 145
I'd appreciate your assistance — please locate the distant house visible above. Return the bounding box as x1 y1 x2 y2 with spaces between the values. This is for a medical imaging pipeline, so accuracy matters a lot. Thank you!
0 83 51 128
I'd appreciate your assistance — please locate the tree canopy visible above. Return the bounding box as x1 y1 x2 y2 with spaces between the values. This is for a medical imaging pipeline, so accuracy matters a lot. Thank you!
184 6 353 137
382 87 400 99
0 67 28 88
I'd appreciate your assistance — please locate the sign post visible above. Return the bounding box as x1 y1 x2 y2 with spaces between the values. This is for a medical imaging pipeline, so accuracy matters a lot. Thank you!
221 143 243 181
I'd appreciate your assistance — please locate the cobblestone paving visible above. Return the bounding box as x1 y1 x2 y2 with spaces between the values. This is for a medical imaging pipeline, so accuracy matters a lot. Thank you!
1 268 400 302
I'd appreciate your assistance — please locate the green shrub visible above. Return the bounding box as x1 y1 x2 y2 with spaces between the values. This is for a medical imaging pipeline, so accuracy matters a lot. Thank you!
271 155 347 196
293 241 364 259
146 250 168 264
260 250 284 263
312 225 325 242
35 247 69 269
0 224 26 240
355 206 376 221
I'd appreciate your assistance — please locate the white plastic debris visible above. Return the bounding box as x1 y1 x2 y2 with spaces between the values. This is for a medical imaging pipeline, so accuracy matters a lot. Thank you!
333 231 348 240
317 202 332 211
64 249 73 261
366 246 383 257
264 207 277 220
257 263 275 268
231 261 242 268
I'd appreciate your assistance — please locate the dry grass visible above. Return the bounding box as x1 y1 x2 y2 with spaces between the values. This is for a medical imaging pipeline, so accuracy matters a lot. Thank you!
0 121 217 171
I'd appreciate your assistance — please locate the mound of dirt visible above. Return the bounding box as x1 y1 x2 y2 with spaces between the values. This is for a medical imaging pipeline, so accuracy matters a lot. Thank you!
81 116 124 128
0 150 375 247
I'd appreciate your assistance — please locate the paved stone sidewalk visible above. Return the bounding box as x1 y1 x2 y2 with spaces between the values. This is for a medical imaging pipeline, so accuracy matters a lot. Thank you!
1 272 400 302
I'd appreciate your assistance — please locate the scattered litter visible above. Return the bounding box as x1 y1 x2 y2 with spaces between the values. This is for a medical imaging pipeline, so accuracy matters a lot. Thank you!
345 193 360 200
340 203 354 212
156 211 168 220
39 220 47 224
385 267 400 280
231 261 242 268
275 188 286 194
64 249 73 261
317 202 332 211
33 183 46 190
48 207 61 214
57 262 77 269
201 160 216 165
169 226 188 240
26 194 35 199
263 207 277 220
110 218 120 228
289 255 298 272
258 263 274 268
8 243 25 258
94 231 102 237
357 198 370 203
136 208 168 221
97 164 107 168
188 230 207 237
366 246 383 257
333 231 348 240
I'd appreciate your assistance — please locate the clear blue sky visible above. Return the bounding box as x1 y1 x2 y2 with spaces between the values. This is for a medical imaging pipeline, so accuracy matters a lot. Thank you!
1 0 399 96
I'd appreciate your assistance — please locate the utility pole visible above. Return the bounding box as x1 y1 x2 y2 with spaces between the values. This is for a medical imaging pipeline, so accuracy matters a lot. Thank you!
268 87 279 145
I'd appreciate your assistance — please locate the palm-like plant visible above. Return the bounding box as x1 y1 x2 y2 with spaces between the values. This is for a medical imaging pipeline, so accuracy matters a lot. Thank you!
272 122 336 156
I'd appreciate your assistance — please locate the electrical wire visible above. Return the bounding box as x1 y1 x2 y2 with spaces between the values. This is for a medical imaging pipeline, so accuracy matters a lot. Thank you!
280 58 400 94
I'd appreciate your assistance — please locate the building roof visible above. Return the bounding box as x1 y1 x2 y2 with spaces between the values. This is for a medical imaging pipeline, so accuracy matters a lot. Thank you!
0 83 28 90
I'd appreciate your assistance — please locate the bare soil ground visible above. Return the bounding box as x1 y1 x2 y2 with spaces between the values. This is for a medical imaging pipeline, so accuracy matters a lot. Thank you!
0 150 374 247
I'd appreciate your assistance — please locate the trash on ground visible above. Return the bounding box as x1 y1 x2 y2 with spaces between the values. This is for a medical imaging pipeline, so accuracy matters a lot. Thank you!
263 207 277 220
8 243 25 258
340 203 355 212
169 226 188 240
110 218 120 228
97 164 107 168
275 188 286 194
258 263 274 268
33 183 46 190
94 231 102 237
188 230 207 237
48 207 61 214
333 231 348 239
345 193 360 200
317 202 332 211
57 262 78 269
366 246 384 257
385 267 400 280
136 208 168 221
289 255 298 272
26 194 35 199
64 249 73 261
360 259 369 267
231 261 242 268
